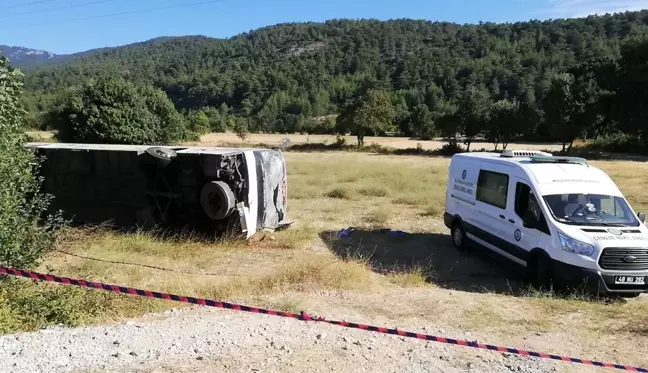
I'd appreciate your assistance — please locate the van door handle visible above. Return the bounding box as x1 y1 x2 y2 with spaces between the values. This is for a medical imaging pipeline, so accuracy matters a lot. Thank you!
508 219 515 224
499 214 506 219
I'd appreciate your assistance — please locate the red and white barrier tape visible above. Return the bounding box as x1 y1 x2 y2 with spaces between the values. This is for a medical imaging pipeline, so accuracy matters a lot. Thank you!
0 265 645 372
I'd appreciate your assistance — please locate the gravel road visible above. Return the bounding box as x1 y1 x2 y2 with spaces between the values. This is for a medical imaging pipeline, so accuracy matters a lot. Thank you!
0 304 599 373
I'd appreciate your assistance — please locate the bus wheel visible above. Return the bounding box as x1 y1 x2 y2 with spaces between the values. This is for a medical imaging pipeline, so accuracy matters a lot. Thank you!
200 181 235 220
146 147 177 168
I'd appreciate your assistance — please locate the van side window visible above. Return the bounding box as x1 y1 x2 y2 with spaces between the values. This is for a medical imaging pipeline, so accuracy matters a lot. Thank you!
515 182 550 235
476 170 509 209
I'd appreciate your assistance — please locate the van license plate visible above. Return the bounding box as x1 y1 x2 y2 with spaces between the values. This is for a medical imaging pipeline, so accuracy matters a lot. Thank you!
614 276 646 285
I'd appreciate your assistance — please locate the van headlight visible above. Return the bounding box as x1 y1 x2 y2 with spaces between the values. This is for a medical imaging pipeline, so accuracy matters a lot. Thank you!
559 232 595 257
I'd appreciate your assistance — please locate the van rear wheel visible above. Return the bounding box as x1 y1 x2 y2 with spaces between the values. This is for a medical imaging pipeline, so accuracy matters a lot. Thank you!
451 222 469 251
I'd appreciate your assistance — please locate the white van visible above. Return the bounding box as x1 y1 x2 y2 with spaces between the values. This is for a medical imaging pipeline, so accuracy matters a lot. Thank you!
444 149 648 296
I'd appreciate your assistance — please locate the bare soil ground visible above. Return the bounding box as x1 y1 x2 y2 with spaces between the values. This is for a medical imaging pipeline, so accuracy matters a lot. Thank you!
3 151 648 372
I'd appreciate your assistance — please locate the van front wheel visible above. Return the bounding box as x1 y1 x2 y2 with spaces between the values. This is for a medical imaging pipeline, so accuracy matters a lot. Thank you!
529 254 554 291
451 222 469 251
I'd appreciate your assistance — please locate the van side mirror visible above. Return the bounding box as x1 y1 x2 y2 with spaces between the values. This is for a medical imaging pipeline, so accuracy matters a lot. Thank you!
638 212 646 224
523 211 538 229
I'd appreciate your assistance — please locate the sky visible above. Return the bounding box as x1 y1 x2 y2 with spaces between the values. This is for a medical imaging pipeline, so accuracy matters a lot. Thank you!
1 0 647 54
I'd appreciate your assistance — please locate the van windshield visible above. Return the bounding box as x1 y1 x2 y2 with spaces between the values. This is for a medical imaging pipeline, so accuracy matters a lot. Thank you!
543 193 639 227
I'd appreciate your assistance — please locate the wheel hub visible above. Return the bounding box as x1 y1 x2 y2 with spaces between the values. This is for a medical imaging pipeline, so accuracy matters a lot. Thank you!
453 228 463 246
155 149 171 158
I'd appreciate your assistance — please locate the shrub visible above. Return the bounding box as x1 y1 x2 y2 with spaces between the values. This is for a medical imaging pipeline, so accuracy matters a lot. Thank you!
47 76 196 145
326 187 353 199
234 117 250 141
582 133 643 153
0 280 89 332
439 141 465 156
359 187 389 197
0 57 64 270
0 279 159 334
0 56 65 335
187 110 211 135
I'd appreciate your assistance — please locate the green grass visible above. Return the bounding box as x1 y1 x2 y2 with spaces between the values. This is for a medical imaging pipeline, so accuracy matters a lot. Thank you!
0 278 167 334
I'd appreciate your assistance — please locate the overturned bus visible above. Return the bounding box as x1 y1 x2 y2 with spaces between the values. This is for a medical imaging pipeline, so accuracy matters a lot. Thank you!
25 143 291 239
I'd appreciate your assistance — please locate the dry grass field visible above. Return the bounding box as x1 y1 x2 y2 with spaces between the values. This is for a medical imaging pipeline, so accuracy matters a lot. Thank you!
8 151 644 369
25 130 56 141
27 130 567 153
25 129 613 154
197 132 566 152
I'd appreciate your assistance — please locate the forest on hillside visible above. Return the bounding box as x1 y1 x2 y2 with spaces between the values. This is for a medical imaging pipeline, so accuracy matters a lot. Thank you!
16 12 648 151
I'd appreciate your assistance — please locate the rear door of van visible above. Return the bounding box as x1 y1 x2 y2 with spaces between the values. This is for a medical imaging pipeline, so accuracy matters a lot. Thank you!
447 156 479 221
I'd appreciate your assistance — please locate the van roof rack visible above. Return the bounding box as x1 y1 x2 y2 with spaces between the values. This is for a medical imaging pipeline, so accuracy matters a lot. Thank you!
500 149 552 158
529 154 589 166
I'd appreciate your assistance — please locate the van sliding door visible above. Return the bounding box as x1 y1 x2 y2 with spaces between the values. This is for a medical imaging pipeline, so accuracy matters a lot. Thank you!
468 165 526 266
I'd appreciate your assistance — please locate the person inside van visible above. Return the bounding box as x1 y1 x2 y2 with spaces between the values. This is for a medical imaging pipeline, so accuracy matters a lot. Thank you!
544 193 640 226
527 193 541 221
564 194 586 216
516 185 544 225
547 197 567 219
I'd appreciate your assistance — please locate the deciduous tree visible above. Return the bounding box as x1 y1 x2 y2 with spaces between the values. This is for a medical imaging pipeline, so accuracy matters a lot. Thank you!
409 104 435 140
486 100 519 150
47 77 194 145
458 86 492 151
336 89 395 146
543 73 580 152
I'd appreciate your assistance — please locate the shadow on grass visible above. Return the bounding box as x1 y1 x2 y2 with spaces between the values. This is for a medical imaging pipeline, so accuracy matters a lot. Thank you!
319 227 637 303
60 217 250 246
319 227 529 295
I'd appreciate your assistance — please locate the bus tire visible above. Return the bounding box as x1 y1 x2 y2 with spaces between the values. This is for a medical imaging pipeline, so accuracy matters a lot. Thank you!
146 147 177 168
200 181 235 220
